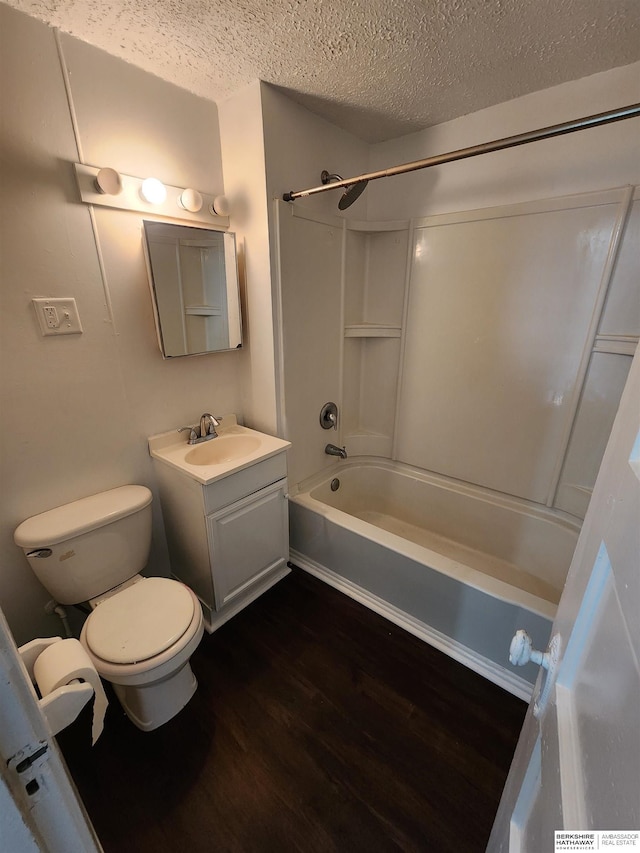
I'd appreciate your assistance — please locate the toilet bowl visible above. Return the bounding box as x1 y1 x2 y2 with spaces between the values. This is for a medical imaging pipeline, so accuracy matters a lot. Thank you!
80 576 204 731
14 485 205 731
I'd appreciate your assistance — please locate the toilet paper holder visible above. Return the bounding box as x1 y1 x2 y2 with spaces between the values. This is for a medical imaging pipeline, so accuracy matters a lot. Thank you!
19 636 101 738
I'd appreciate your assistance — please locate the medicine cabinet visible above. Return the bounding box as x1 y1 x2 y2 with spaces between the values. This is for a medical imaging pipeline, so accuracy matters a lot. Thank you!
143 220 242 357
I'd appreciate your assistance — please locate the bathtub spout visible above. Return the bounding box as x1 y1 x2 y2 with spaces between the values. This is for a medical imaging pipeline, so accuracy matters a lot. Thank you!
325 443 347 459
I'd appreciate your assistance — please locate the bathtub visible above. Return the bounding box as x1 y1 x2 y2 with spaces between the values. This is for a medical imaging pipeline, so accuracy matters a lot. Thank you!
289 458 580 699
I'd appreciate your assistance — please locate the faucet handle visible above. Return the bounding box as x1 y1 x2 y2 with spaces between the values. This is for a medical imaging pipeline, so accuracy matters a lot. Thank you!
178 426 198 442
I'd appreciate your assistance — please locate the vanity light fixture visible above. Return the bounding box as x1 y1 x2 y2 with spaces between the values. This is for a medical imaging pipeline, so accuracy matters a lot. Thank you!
73 163 230 226
94 167 122 195
140 177 167 205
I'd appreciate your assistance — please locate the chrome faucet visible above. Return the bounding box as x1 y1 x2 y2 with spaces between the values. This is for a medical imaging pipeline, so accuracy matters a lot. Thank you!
200 413 220 440
325 443 347 459
178 414 222 444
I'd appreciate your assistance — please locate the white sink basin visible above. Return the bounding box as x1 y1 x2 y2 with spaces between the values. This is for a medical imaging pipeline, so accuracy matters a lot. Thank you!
184 434 262 466
148 417 290 485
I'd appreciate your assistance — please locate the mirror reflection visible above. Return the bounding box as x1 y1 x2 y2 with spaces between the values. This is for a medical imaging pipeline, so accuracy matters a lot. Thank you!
143 220 242 357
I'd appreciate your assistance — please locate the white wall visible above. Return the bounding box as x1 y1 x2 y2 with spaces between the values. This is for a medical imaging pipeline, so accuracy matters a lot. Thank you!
217 81 279 435
260 84 369 479
0 6 243 644
395 191 631 506
366 63 640 220
261 83 370 223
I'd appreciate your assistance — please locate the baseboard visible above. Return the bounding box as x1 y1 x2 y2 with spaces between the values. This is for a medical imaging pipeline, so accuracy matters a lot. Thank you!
185 564 291 634
290 549 533 703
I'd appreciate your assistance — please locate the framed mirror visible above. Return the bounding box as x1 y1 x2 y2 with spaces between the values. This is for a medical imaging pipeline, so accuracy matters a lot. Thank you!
143 220 242 357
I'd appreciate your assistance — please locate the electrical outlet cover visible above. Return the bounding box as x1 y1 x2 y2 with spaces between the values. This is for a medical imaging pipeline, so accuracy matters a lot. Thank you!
32 298 83 336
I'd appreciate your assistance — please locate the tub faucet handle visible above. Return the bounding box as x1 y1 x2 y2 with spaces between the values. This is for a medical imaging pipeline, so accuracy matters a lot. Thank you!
320 402 338 430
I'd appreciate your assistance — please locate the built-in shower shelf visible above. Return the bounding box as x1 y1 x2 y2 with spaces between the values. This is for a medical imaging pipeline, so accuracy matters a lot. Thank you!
592 334 638 356
344 324 401 338
185 305 223 316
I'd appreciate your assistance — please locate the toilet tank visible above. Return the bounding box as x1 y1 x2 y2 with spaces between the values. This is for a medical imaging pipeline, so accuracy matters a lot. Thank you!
14 486 153 605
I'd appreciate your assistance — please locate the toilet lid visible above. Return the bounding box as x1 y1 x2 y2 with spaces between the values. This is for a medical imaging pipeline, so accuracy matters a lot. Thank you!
85 578 195 664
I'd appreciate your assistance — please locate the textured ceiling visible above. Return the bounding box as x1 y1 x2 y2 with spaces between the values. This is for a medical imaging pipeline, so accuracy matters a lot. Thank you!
5 0 640 142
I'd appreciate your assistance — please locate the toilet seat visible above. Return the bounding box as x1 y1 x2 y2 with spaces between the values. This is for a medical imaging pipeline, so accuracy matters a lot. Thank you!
80 583 205 730
85 577 195 664
80 584 204 689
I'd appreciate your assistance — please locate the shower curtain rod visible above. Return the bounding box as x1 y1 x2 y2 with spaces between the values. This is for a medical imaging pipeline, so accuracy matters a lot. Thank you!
282 103 640 203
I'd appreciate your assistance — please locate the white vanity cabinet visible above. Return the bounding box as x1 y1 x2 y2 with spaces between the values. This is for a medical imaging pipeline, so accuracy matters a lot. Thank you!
152 443 290 633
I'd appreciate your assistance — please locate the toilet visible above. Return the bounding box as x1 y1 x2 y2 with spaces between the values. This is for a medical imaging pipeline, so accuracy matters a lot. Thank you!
14 485 204 732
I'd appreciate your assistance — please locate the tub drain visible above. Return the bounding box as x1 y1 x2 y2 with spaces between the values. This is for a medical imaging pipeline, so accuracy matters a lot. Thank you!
330 478 340 492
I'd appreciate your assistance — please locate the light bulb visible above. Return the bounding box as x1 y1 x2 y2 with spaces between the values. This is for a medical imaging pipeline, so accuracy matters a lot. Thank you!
210 195 230 216
178 188 203 212
94 167 122 195
140 178 167 205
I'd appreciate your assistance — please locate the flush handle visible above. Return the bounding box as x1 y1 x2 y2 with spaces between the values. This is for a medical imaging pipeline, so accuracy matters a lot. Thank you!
26 549 52 559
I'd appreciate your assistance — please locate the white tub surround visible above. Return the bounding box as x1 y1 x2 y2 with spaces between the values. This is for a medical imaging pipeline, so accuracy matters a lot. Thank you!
290 459 580 700
276 186 639 516
277 185 638 699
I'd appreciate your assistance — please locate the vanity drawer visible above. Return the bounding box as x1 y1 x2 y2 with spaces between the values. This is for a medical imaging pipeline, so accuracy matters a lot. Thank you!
203 452 287 514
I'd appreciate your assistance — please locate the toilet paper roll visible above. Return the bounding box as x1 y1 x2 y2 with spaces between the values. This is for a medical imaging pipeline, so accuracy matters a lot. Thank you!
33 638 108 745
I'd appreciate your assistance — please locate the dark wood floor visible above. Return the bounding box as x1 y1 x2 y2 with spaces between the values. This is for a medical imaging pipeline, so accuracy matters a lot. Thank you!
58 568 526 853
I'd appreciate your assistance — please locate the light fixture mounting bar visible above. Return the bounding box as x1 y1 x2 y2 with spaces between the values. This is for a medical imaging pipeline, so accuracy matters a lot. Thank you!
283 102 640 203
74 164 229 227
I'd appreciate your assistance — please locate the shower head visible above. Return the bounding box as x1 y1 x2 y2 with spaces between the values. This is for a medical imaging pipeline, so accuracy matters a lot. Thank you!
320 170 368 210
338 179 368 210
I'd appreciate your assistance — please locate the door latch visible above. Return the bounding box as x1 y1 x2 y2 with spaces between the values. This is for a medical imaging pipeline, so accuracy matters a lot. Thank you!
7 741 50 803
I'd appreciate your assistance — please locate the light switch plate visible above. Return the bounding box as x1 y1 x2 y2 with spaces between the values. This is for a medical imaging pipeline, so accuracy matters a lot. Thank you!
32 298 83 336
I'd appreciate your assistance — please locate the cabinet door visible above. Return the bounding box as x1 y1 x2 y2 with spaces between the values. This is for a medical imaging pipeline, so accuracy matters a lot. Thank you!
207 480 289 611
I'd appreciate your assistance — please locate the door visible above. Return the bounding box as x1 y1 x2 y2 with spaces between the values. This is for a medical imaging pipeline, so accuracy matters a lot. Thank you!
488 346 640 851
208 480 289 610
0 608 101 853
